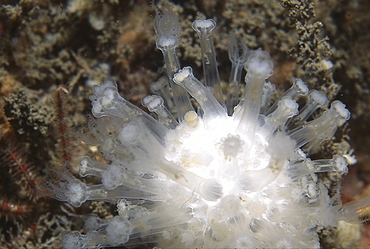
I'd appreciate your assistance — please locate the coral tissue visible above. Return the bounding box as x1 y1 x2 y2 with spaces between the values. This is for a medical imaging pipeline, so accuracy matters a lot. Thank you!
50 7 358 249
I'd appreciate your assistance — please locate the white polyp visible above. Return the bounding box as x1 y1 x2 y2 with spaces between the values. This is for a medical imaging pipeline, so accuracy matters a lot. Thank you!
91 81 117 116
62 231 86 249
332 100 351 123
263 97 299 135
228 33 249 65
294 90 328 123
173 66 190 82
83 215 102 232
116 199 150 221
119 122 140 144
234 50 272 135
159 39 194 121
154 7 193 121
310 89 329 106
79 156 109 177
290 78 309 97
101 164 127 190
158 41 180 75
289 154 348 180
312 154 348 174
48 171 91 208
142 95 163 112
192 19 216 31
173 66 227 120
142 95 178 129
156 36 178 50
66 179 88 207
289 100 350 152
265 78 308 116
150 76 173 108
101 88 115 107
151 76 167 93
90 82 169 144
226 33 249 115
333 154 348 173
192 18 224 106
244 49 273 79
106 216 132 246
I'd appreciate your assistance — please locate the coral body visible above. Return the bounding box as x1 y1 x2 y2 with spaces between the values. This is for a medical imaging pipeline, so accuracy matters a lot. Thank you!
50 7 355 249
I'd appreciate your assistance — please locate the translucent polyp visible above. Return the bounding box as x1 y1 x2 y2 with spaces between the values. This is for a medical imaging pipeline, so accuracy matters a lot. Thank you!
150 76 175 112
141 95 178 129
226 34 249 115
262 97 299 136
294 90 328 123
192 19 224 106
154 7 193 121
173 66 227 121
48 172 110 207
288 154 348 180
289 100 350 153
91 81 168 141
234 49 273 136
62 216 132 248
265 78 308 116
79 156 109 178
53 174 173 208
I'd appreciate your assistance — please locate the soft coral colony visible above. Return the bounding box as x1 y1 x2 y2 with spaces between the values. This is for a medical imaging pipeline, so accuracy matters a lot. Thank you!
49 5 364 249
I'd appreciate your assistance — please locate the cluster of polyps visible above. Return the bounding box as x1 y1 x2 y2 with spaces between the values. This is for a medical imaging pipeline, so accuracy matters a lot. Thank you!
51 7 363 249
